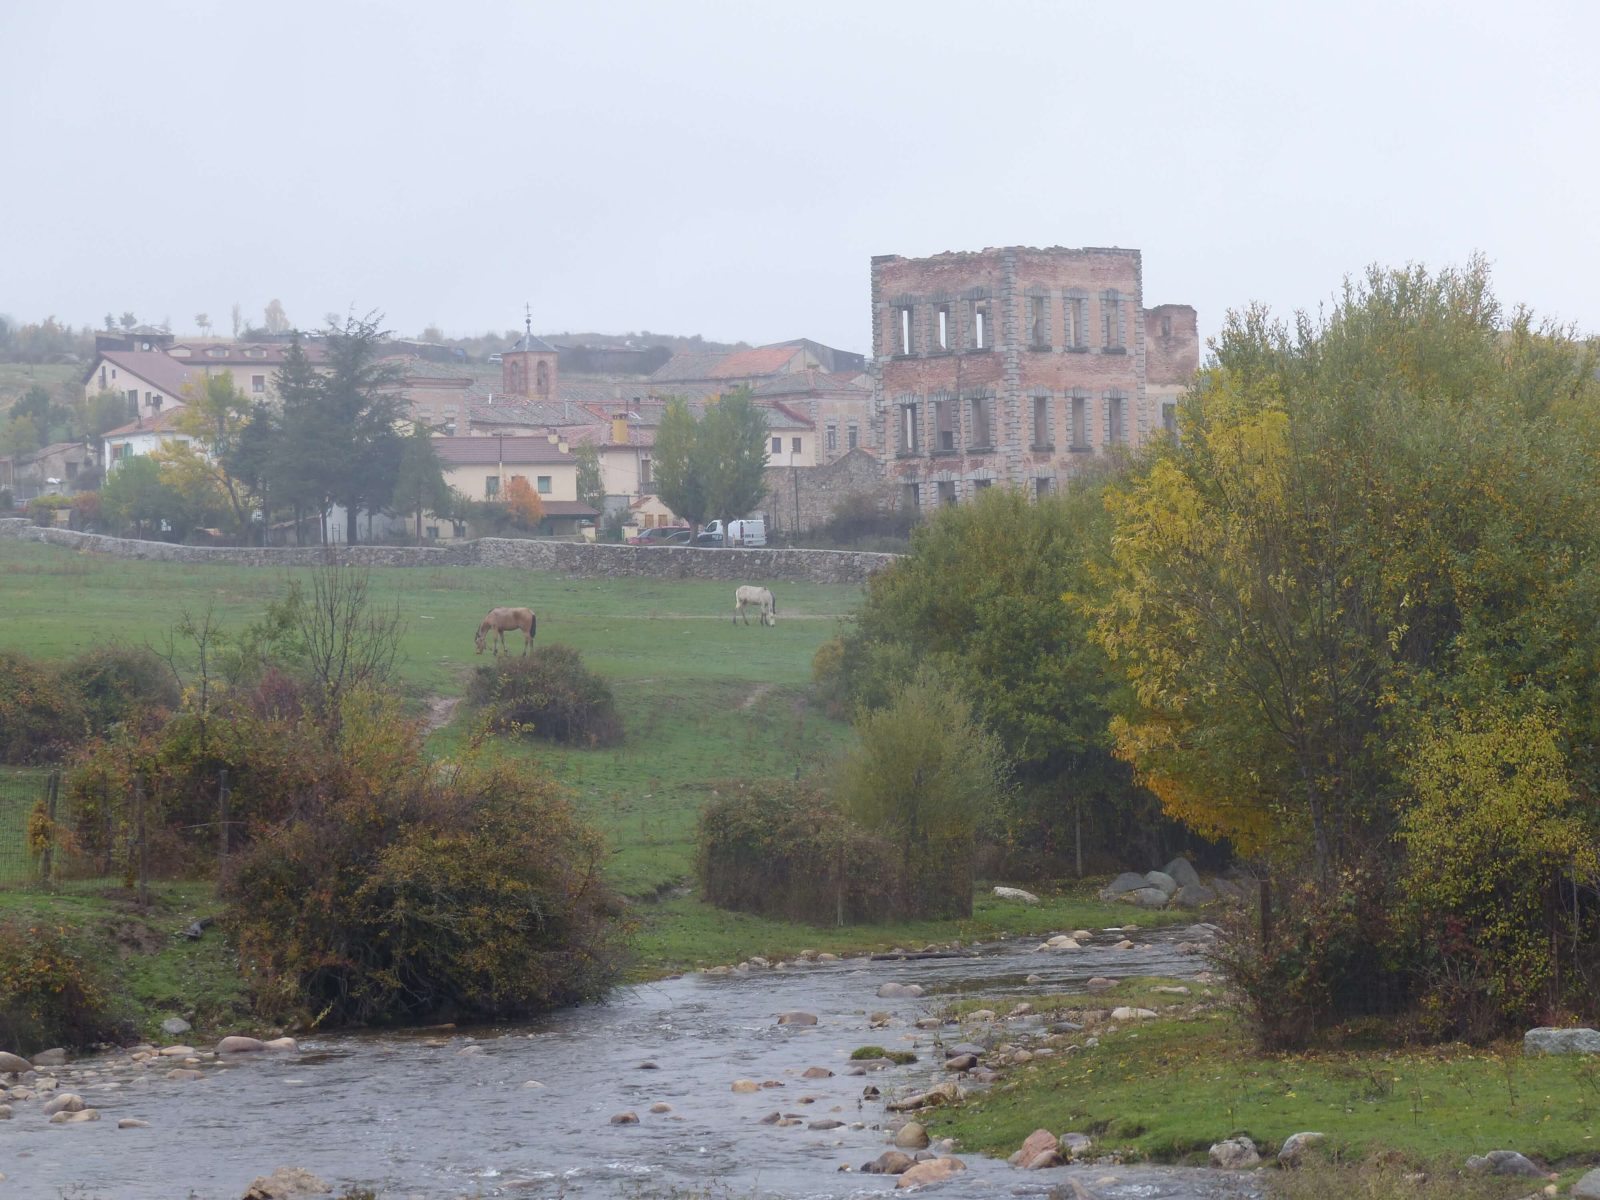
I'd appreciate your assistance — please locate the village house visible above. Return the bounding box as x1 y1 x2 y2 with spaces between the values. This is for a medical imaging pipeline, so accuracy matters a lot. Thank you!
81 342 327 422
3 441 98 501
870 245 1199 506
432 435 598 536
101 406 193 475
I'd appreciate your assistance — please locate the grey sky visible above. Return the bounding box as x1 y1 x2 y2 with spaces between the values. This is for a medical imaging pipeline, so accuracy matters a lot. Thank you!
5 1 1597 354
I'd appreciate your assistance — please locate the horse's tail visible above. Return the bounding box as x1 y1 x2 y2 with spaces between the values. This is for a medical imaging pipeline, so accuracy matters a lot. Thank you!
770 595 777 615
528 611 537 640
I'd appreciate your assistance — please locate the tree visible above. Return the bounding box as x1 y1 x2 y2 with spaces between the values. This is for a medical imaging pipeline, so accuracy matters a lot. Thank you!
503 475 545 530
174 372 256 536
821 484 1147 875
195 313 211 337
652 388 768 532
79 391 132 442
834 672 1010 919
264 299 289 334
267 317 404 543
391 424 451 541
0 414 41 456
230 303 242 339
119 312 137 331
100 456 178 538
573 443 605 512
1093 259 1600 876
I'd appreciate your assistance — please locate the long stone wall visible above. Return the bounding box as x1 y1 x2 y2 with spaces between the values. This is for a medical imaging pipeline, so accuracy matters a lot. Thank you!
0 519 897 584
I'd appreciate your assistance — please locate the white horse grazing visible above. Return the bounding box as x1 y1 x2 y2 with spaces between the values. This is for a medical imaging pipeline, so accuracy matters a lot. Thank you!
734 585 777 627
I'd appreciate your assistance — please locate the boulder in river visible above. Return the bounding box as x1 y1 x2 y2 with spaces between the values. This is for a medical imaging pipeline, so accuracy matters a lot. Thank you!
944 1054 977 1072
217 1036 267 1054
240 1166 332 1198
1008 1128 1059 1166
42 1092 85 1116
264 1038 299 1052
650 1103 672 1114
777 1011 818 1026
802 1066 833 1078
609 1111 639 1125
31 1047 67 1067
896 1156 965 1188
876 982 924 999
49 1108 100 1124
118 1118 152 1129
0 1051 31 1074
862 1150 915 1174
731 1079 761 1093
892 1121 930 1149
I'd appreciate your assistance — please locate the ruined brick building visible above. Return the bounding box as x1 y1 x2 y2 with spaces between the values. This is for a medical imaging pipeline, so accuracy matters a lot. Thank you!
870 246 1197 507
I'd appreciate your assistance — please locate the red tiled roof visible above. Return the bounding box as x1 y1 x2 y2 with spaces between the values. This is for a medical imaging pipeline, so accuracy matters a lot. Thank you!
434 436 577 466
102 406 190 439
709 345 803 379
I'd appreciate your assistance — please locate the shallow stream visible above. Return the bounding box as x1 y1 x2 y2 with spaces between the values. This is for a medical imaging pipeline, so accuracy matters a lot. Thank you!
4 929 1264 1199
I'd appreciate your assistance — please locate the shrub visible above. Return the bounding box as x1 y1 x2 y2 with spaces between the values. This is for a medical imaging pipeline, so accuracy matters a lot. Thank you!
466 644 622 747
228 757 625 1027
695 779 902 925
0 921 118 1053
57 645 180 736
0 650 83 763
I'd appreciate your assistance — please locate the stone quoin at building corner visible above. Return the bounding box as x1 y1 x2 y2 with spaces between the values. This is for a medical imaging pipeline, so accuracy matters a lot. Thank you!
870 245 1198 508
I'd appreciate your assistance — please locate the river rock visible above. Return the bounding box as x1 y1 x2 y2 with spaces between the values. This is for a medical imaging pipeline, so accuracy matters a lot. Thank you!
896 1156 965 1188
1124 888 1170 910
1277 1131 1326 1166
31 1047 67 1067
1101 872 1148 898
944 1054 977 1071
264 1037 299 1052
1572 1168 1600 1198
1523 1027 1600 1055
158 1045 196 1057
863 1150 915 1174
1209 1136 1260 1169
802 1066 833 1078
0 1051 31 1074
50 1108 100 1124
1174 883 1217 907
817 952 838 962
1152 986 1191 996
241 1166 332 1198
1162 856 1202 889
42 1092 85 1115
731 1079 761 1093
161 1016 192 1036
1047 1181 1107 1200
1211 878 1243 901
877 982 924 999
810 1118 846 1130
1110 1007 1156 1021
1026 1149 1066 1169
777 1011 818 1026
609 1111 639 1125
0 1104 10 1119
946 1042 985 1058
218 1035 267 1054
1086 977 1116 990
1061 1131 1093 1155
649 1102 672 1113
993 886 1040 904
1464 1150 1543 1177
1044 935 1081 950
893 1121 931 1149
1009 1128 1059 1166
166 1068 205 1081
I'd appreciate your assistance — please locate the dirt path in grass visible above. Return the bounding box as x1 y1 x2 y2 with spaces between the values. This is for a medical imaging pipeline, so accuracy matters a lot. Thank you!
423 695 460 733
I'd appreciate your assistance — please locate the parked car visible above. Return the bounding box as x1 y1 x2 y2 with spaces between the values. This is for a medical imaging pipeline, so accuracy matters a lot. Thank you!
659 529 693 545
692 530 724 547
627 525 690 545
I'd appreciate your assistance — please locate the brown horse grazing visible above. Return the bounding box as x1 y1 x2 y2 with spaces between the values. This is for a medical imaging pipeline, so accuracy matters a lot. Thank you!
475 606 537 656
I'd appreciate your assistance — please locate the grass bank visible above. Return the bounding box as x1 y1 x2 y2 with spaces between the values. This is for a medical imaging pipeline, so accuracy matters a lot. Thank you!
0 881 248 1043
934 993 1600 1177
629 890 1189 979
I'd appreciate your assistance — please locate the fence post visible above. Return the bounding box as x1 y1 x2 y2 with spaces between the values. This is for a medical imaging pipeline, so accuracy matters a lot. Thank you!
218 768 231 867
41 771 60 885
102 774 114 879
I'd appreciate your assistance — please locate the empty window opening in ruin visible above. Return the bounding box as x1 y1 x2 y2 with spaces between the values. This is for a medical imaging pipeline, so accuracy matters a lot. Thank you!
1032 396 1050 448
973 478 992 492
1028 296 1049 348
934 399 956 451
972 302 988 349
826 425 837 452
1102 291 1125 349
936 305 950 351
1161 313 1173 338
1071 395 1089 448
1108 392 1126 443
937 479 957 506
903 482 921 511
1162 402 1177 436
897 307 914 355
847 424 859 450
970 395 993 449
900 403 920 454
1035 477 1052 499
1066 295 1087 349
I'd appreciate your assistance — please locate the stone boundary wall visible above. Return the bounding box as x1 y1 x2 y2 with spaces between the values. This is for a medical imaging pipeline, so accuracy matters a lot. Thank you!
0 519 898 584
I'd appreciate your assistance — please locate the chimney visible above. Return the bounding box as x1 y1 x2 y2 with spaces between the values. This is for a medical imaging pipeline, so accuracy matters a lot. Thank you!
611 416 628 445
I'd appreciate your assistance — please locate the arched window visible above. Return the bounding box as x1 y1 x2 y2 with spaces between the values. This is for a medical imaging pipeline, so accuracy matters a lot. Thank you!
508 359 525 393
535 360 550 396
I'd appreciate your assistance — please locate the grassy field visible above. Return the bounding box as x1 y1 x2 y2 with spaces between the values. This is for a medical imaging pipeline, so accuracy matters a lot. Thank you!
0 361 77 410
935 998 1600 1177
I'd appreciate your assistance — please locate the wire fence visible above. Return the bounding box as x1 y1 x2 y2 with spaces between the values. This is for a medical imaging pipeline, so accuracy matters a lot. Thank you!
0 765 237 896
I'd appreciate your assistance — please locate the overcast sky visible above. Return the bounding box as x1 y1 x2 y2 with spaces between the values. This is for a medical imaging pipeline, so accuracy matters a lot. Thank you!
5 1 1598 355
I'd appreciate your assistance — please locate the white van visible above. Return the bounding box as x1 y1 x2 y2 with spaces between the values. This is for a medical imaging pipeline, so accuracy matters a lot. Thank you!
703 518 767 547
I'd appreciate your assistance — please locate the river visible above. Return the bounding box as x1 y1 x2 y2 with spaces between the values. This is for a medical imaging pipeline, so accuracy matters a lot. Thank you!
3 928 1264 1199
